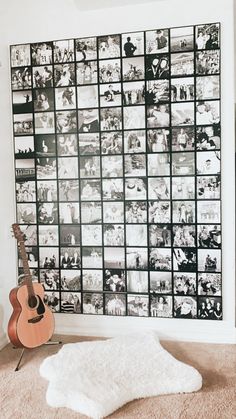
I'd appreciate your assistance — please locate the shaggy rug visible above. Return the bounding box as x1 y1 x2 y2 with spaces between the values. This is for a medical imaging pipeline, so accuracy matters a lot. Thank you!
40 332 202 419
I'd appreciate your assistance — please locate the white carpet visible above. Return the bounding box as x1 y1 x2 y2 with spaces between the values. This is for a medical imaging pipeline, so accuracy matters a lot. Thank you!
40 332 202 419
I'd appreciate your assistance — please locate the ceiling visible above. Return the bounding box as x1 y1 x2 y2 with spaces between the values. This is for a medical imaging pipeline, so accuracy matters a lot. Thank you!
74 0 162 10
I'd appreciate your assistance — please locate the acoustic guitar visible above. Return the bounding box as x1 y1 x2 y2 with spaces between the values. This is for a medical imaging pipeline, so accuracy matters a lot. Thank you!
8 223 55 348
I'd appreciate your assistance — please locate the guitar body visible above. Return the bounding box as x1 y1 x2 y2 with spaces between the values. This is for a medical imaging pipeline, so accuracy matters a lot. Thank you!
8 282 55 349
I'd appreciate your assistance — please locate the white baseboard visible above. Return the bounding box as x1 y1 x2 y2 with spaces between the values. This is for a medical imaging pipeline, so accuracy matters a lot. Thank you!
0 333 8 350
54 315 236 344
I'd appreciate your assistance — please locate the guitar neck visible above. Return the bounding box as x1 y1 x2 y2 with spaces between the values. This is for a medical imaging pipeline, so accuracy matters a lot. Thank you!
18 241 35 296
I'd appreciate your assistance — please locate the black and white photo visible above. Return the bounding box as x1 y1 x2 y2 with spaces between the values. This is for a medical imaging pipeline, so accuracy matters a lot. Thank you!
105 294 126 316
83 270 103 291
174 296 197 318
75 37 97 61
122 56 144 81
127 295 149 317
198 273 221 296
77 61 98 85
79 133 100 155
124 130 146 153
104 269 126 292
172 201 195 223
60 247 81 269
39 246 59 269
37 181 57 202
149 248 171 271
148 201 171 223
172 127 194 151
53 40 74 63
145 54 169 79
150 271 172 292
14 113 33 135
98 35 120 59
127 271 148 293
146 29 169 54
171 52 194 76
122 32 144 56
198 296 222 320
147 104 170 128
197 175 220 199
13 90 33 114
61 292 81 313
11 44 31 67
82 247 103 269
83 293 103 314
150 295 172 317
170 26 194 52
99 59 121 83
101 132 123 154
174 273 196 295
173 248 196 272
195 23 220 50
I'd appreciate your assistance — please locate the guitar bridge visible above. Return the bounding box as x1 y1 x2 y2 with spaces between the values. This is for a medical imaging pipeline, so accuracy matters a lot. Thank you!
28 314 44 323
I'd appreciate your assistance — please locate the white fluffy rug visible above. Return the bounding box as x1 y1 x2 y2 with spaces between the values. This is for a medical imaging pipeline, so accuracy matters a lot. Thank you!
40 332 202 419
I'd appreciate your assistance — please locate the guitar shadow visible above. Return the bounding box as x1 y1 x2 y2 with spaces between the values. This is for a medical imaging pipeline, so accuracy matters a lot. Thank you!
0 304 7 347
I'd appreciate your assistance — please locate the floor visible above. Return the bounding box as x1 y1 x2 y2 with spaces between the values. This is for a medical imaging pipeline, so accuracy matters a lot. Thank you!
0 335 235 419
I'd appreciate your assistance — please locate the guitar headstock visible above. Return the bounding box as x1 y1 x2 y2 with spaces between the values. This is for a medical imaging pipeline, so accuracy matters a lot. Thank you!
12 223 24 243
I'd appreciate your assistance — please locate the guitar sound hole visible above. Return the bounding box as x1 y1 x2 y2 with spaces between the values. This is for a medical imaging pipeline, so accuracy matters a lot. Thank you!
28 295 38 309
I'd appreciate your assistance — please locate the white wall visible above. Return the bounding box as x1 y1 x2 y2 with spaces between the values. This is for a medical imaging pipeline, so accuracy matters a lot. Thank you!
0 0 235 347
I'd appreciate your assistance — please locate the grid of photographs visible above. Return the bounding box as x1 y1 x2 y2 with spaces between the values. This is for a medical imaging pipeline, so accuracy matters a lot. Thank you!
11 23 222 320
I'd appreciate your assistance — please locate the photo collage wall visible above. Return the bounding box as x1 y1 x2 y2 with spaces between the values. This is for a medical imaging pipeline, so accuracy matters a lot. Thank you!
11 22 222 320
